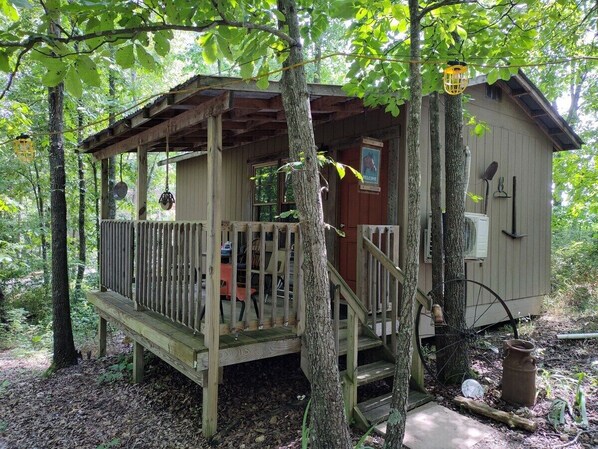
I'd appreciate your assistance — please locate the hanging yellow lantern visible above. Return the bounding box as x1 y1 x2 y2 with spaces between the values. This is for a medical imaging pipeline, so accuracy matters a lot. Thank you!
443 61 469 95
13 134 35 163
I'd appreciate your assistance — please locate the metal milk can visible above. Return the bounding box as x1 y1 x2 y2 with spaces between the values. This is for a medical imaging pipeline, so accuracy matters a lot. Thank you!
501 339 537 406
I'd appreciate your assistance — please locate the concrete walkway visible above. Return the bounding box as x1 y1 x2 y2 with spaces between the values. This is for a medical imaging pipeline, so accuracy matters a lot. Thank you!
375 402 496 449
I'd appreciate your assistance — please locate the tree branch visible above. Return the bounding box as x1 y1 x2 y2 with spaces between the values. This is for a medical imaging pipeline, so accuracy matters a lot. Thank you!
418 0 476 20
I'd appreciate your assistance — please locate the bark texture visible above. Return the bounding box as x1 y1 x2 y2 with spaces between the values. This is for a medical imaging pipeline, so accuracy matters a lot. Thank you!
429 92 444 298
384 1 422 446
75 109 86 298
441 91 468 382
278 1 351 447
48 15 78 369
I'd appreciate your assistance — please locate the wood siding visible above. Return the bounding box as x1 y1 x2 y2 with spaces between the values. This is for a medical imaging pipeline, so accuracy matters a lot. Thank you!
177 85 552 320
418 84 553 317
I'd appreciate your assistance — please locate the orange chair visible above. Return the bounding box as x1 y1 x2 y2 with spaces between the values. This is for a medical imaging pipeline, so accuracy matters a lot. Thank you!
220 264 259 321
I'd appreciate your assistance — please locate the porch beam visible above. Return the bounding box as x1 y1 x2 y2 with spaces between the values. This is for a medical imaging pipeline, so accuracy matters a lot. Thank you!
202 113 222 438
92 92 233 161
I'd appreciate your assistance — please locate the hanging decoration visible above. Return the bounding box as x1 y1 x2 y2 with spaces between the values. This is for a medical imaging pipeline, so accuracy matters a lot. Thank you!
114 153 128 200
158 132 175 211
13 134 35 163
443 61 469 95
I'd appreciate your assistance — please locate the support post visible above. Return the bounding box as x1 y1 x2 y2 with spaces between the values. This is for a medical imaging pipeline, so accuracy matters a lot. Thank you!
202 114 222 438
98 316 107 358
132 341 144 383
343 307 359 420
136 146 148 220
100 159 109 292
135 146 148 311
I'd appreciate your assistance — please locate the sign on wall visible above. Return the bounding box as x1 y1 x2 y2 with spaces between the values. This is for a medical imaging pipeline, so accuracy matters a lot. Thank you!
359 137 383 192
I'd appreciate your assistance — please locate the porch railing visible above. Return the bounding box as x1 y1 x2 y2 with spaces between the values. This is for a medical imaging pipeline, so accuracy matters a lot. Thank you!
99 220 303 336
357 225 401 354
100 220 134 299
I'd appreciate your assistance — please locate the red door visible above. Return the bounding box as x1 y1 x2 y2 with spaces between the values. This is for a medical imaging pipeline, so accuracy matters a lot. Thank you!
338 144 389 292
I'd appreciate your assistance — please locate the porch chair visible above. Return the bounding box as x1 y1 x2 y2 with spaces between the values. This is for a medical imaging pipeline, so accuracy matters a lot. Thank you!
219 263 260 321
263 249 287 302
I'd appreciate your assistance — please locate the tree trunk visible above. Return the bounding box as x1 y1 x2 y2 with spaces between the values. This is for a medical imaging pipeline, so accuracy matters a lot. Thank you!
48 14 78 370
429 91 444 298
75 108 86 298
277 1 352 447
33 161 50 288
384 0 422 446
440 90 468 382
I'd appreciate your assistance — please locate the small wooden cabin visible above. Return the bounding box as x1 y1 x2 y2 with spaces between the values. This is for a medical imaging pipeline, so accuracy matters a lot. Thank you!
81 72 581 436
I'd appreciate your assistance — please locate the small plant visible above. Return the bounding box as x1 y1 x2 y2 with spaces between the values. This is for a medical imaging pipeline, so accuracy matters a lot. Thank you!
0 380 9 396
97 355 133 384
96 438 120 449
0 420 7 432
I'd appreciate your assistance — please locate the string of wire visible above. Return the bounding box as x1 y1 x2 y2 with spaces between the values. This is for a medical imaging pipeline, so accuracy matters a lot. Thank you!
1 51 596 148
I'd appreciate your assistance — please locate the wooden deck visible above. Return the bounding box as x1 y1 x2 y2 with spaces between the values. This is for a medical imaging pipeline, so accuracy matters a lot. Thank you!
87 290 301 386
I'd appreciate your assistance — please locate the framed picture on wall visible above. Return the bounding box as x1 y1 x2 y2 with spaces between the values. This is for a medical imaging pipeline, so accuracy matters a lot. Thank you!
359 138 383 192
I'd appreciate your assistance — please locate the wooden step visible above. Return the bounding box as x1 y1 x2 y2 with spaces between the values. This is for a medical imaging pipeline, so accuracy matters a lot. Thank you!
341 360 395 387
338 334 384 356
357 390 433 426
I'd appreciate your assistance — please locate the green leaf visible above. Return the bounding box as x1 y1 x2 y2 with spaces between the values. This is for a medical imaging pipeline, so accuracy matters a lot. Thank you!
202 34 218 65
135 45 156 70
1 1 19 21
41 67 67 87
153 32 170 57
333 161 346 179
0 51 9 72
273 9 285 21
65 66 83 98
240 60 254 80
115 44 135 69
76 55 101 87
486 69 499 85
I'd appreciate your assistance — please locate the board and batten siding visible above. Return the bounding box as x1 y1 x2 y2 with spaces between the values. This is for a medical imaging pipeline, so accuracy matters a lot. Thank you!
176 108 401 225
418 84 553 319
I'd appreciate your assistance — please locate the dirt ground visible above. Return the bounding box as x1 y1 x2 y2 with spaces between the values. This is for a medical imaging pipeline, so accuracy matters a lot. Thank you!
0 312 596 449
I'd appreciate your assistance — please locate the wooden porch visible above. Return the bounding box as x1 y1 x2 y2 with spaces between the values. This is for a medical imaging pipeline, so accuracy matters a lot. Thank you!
91 219 431 436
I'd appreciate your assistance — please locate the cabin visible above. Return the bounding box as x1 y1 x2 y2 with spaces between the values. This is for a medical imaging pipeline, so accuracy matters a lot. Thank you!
81 72 581 437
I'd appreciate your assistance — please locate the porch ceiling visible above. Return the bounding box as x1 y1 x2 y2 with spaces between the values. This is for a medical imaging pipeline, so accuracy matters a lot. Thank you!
80 75 365 160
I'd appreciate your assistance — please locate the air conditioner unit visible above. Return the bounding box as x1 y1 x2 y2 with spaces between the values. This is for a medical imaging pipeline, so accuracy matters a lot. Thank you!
424 212 489 263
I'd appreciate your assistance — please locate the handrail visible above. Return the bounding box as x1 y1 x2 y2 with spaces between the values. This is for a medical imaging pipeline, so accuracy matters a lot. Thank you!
362 237 431 310
327 261 368 323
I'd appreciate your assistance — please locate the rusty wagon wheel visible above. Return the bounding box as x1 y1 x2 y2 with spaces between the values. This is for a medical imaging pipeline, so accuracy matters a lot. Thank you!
415 279 519 386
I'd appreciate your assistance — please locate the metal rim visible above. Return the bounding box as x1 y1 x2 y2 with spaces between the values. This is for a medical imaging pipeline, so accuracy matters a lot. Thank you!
415 278 519 386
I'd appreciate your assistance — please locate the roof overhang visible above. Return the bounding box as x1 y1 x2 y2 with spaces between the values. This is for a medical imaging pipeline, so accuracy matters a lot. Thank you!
80 75 366 161
81 72 582 160
471 72 583 151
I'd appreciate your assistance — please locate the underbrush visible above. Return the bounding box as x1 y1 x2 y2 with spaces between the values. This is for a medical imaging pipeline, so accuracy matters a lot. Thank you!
1 280 99 355
549 229 598 316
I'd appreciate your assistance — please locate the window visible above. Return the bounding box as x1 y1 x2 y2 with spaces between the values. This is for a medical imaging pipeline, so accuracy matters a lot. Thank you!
486 84 502 101
252 161 296 222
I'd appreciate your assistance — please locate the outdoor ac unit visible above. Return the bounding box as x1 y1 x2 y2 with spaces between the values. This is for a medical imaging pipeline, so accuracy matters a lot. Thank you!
424 212 489 263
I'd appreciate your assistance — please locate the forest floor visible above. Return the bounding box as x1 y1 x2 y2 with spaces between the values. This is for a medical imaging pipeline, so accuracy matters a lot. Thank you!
0 311 596 449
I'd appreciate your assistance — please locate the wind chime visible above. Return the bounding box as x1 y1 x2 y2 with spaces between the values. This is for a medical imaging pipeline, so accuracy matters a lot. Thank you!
114 154 128 200
158 133 175 210
13 134 35 163
443 61 469 95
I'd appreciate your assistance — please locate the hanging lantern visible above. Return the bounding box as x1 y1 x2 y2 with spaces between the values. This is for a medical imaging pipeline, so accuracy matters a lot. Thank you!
13 134 35 163
443 61 469 95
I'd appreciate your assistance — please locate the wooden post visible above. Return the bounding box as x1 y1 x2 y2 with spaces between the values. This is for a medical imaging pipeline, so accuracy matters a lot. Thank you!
343 307 359 420
135 146 148 311
356 226 368 310
100 159 109 292
202 114 222 438
98 317 107 357
132 341 144 383
137 145 148 220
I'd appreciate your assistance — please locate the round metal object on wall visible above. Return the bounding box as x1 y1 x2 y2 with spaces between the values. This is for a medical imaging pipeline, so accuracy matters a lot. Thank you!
114 181 128 200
